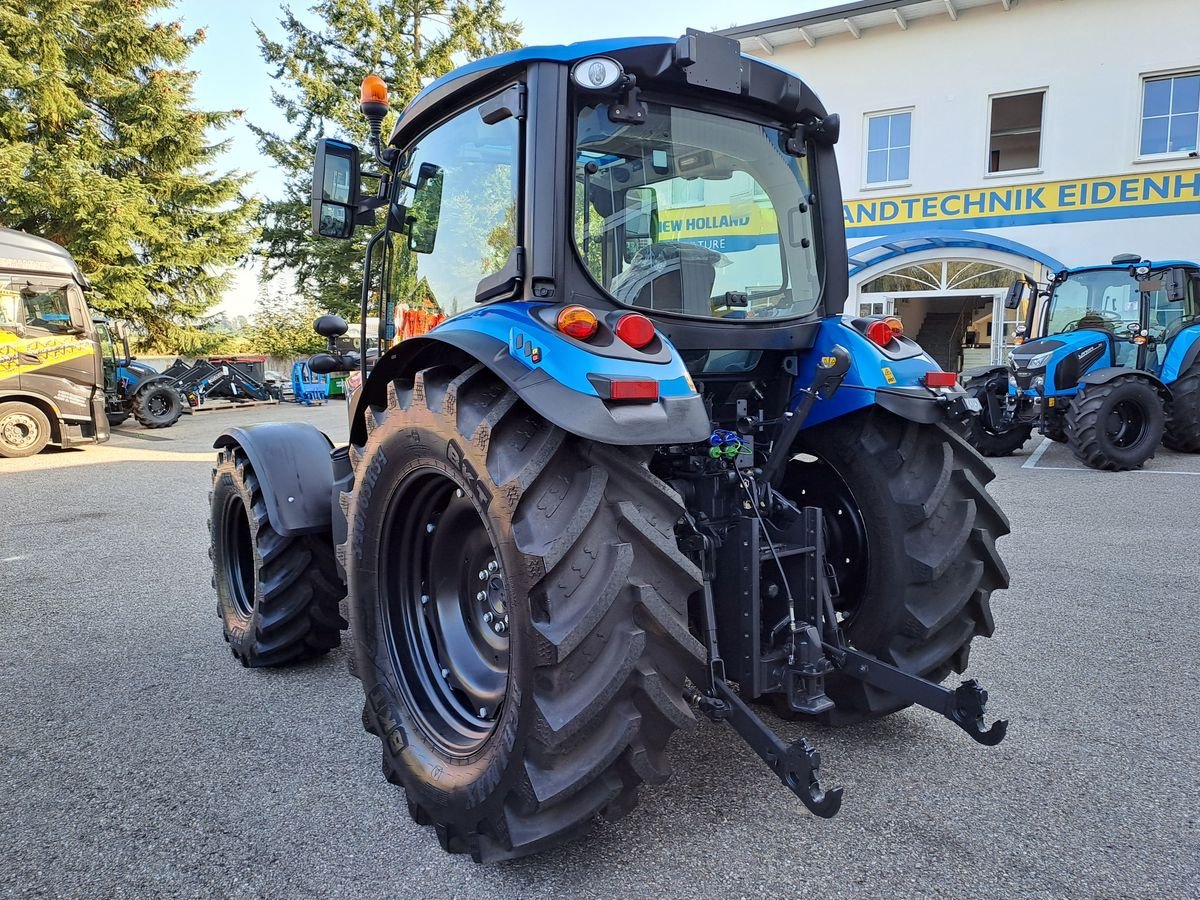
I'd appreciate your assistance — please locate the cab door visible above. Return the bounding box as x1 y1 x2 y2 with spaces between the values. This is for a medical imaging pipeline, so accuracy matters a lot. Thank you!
8 278 100 421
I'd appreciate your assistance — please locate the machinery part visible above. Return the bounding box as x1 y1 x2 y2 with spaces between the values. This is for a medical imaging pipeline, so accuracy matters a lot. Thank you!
962 371 1031 457
213 423 335 536
1043 413 1068 443
346 363 704 861
209 445 346 666
132 383 183 428
106 411 130 428
784 408 1009 722
0 401 52 459
1065 376 1166 471
1163 361 1200 452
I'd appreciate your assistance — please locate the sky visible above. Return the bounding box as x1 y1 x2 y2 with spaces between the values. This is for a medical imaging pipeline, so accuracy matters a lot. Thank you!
172 0 834 314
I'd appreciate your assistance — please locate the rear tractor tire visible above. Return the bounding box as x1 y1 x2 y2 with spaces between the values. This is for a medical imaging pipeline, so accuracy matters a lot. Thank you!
784 408 1010 722
0 401 52 458
346 363 704 861
1065 376 1165 471
1163 361 1200 452
209 446 346 665
133 383 183 428
962 372 1031 457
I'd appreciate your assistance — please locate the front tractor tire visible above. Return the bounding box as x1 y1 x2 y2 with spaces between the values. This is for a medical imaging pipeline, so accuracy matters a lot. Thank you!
209 446 346 665
786 408 1010 722
1065 376 1165 471
963 372 1031 457
345 364 704 862
133 383 183 428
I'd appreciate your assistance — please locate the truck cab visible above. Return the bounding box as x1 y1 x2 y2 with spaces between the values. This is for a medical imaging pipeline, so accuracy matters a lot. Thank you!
0 227 108 458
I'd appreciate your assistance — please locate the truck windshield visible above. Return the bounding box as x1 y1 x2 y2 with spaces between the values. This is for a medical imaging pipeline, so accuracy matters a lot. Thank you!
574 100 821 320
1047 269 1179 340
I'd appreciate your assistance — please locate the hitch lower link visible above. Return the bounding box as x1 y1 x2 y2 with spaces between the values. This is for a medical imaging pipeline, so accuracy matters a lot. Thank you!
696 641 1008 818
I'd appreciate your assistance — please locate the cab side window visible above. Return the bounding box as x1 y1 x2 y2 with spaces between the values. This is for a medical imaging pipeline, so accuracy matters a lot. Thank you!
388 97 520 327
0 278 74 335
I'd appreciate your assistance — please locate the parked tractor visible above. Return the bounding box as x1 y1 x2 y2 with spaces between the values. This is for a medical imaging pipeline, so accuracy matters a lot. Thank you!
208 33 1010 861
964 256 1200 470
94 319 184 429
0 227 110 458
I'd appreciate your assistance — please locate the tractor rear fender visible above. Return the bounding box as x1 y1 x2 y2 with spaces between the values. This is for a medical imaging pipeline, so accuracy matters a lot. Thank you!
1077 367 1171 400
213 423 334 536
348 311 712 447
961 365 1009 382
126 372 174 397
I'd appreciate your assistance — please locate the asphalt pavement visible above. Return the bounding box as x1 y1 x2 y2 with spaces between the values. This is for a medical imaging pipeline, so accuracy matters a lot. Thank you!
2 403 1197 899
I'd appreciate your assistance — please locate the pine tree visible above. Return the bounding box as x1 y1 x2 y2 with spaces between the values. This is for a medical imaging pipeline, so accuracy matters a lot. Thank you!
251 1 522 318
0 0 258 347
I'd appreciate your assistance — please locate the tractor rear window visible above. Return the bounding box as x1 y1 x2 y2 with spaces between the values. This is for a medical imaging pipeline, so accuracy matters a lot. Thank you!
573 101 821 321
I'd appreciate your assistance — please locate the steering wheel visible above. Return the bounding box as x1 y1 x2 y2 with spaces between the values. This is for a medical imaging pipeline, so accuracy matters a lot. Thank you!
1065 310 1122 332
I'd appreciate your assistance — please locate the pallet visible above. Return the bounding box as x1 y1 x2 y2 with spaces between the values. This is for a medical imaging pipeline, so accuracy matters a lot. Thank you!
184 398 280 414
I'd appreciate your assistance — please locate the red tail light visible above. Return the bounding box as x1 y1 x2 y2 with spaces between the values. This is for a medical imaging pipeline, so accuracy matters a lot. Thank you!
923 371 958 388
614 313 655 349
865 319 893 347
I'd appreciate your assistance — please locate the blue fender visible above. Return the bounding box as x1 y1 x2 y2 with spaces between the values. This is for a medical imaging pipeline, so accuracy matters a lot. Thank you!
1161 325 1200 384
214 423 334 536
792 317 952 428
350 301 712 447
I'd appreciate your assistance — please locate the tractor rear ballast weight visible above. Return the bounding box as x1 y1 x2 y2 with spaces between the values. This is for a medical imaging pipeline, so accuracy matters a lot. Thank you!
208 31 1011 861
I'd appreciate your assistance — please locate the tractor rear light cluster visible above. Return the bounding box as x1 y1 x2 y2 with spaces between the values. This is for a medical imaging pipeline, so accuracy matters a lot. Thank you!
922 371 958 388
557 305 598 340
614 313 655 348
609 379 659 401
864 316 904 348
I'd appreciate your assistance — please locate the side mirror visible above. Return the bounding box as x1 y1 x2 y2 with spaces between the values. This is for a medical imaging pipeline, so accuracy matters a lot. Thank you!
1166 267 1188 303
407 162 444 254
308 353 344 375
311 139 361 239
314 314 349 338
1004 280 1025 310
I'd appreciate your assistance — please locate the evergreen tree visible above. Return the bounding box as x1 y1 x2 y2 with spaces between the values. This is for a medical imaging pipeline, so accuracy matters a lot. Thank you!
251 1 522 318
0 0 258 347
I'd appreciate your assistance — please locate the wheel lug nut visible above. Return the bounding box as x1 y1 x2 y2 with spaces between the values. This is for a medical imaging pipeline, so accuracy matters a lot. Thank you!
455 489 464 498
493 620 507 634
440 667 449 678
420 594 429 605
479 707 487 718
478 570 488 581
426 522 436 533
487 560 498 573
483 612 494 624
476 591 487 603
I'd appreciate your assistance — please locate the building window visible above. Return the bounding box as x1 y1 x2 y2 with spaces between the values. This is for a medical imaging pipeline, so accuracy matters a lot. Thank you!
1141 72 1200 156
987 91 1044 173
865 110 911 185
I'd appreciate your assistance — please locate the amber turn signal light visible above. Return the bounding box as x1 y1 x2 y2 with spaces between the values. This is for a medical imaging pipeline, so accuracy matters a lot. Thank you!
557 305 599 340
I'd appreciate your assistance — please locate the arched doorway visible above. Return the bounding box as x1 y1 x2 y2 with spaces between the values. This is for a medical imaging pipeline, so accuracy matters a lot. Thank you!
846 231 1065 371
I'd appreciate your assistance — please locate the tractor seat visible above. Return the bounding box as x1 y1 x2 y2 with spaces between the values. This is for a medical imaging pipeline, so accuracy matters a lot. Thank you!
610 242 720 316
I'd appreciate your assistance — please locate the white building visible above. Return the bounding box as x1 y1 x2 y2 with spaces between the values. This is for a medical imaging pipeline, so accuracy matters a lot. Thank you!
724 0 1200 371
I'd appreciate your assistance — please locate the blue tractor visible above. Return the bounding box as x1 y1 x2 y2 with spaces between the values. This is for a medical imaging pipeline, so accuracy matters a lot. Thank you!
964 256 1200 470
93 319 183 429
207 33 1009 860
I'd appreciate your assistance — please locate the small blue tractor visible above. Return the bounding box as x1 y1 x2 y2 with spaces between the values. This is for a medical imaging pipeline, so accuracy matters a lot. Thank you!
964 256 1200 470
207 32 1010 860
93 319 183 429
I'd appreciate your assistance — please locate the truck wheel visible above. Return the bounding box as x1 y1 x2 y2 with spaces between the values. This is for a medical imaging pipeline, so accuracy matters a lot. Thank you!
962 372 1030 456
784 408 1009 722
0 401 52 458
1163 362 1200 452
209 446 346 665
132 383 183 428
346 364 704 861
1065 376 1165 470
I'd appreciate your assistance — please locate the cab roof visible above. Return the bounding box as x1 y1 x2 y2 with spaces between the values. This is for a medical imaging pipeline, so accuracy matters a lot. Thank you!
1064 259 1199 275
0 226 89 288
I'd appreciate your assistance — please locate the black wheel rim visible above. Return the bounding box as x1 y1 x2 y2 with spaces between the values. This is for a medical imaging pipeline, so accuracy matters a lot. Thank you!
0 412 38 451
781 455 870 626
381 467 509 758
1105 399 1147 449
147 391 170 418
223 495 256 617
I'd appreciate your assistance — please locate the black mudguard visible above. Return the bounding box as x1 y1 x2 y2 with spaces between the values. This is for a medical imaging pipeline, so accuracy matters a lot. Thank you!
214 423 334 536
127 373 175 397
961 365 1008 382
347 331 712 448
1079 366 1171 399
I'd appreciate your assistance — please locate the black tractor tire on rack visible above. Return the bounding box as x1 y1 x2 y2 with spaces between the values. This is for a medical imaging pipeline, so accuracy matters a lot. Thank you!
962 372 1030 456
209 446 347 666
0 401 52 458
345 363 705 862
132 383 183 428
1065 376 1165 471
782 407 1009 723
1163 361 1200 452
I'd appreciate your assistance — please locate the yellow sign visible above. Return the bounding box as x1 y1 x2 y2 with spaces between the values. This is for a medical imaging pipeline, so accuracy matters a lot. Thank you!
656 202 779 252
844 168 1200 236
881 366 896 385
